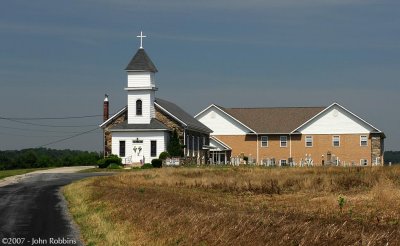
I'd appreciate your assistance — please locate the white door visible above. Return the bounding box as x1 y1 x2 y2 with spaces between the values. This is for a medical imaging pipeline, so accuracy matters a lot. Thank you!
132 144 144 163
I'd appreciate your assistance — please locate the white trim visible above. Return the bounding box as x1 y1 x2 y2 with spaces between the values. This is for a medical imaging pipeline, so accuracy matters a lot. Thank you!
256 133 259 164
360 159 368 166
280 136 288 148
150 140 157 157
260 136 268 147
210 136 232 150
99 106 127 128
194 104 215 118
124 86 158 91
360 135 368 147
154 102 187 127
280 159 287 166
305 135 313 147
332 135 340 147
195 104 256 133
119 140 126 157
110 129 169 132
136 98 143 116
292 102 383 134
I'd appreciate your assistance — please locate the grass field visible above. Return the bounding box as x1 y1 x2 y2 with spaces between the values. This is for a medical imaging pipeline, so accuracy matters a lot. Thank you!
0 168 50 180
63 166 400 245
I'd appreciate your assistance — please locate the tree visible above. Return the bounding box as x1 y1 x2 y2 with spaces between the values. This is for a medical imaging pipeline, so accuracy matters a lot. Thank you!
167 129 183 157
20 150 38 168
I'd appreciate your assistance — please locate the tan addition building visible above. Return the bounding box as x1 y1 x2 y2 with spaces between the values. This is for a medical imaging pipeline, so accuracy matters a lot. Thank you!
195 103 385 166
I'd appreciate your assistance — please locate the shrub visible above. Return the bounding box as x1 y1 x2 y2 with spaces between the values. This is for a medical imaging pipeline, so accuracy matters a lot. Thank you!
108 163 122 169
159 152 170 160
97 159 108 169
338 195 346 213
141 163 154 169
167 130 183 157
98 154 122 168
151 159 162 168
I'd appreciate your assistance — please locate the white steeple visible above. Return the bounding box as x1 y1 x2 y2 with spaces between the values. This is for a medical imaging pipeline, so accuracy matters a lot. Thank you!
124 33 158 124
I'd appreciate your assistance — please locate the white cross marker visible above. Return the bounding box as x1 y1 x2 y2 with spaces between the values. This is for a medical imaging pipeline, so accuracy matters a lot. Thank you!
137 31 147 49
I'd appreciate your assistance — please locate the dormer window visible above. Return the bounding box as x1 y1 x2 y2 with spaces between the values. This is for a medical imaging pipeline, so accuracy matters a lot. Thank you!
136 99 142 115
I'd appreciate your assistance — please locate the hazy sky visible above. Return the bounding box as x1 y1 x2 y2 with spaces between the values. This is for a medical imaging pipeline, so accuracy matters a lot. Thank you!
0 0 399 151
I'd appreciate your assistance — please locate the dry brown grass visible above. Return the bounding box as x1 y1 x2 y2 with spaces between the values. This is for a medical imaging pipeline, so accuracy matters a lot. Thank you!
64 166 400 245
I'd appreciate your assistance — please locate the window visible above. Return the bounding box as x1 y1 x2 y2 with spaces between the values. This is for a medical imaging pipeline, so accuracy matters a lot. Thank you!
136 99 142 115
119 141 126 157
261 136 268 147
305 136 313 147
360 159 368 166
332 136 340 147
280 159 287 166
360 135 368 146
151 141 157 157
194 136 198 150
280 136 287 147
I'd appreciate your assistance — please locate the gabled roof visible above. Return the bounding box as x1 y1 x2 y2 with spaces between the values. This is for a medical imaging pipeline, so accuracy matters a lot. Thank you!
111 118 169 131
210 136 232 150
125 49 158 72
99 106 127 128
292 102 384 136
99 98 212 134
219 106 325 134
155 98 212 133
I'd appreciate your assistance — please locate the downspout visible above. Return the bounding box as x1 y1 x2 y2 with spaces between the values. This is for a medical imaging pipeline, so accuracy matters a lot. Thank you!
289 134 292 162
256 133 259 165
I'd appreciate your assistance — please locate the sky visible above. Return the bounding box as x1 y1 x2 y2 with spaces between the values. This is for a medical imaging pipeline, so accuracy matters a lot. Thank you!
0 0 399 152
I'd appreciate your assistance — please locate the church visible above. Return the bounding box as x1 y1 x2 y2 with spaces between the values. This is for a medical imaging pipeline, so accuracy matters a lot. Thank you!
100 32 212 165
100 32 385 167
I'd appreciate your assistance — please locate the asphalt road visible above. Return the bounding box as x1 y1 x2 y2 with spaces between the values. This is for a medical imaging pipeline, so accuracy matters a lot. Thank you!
0 168 110 246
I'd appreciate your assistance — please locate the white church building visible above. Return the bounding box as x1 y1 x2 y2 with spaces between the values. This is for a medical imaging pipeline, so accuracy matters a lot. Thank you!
100 32 212 164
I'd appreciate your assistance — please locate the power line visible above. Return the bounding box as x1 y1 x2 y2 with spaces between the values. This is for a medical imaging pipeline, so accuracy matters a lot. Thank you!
0 124 84 134
39 127 100 147
0 131 71 138
0 117 97 128
5 114 103 120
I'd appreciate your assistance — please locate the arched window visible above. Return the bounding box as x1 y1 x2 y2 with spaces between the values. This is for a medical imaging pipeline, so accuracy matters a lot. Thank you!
136 99 142 115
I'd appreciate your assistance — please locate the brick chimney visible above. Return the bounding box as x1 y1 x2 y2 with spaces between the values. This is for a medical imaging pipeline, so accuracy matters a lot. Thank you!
103 94 109 122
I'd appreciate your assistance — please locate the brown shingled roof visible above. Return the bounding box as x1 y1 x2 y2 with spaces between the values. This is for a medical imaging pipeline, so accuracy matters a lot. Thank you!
220 106 325 134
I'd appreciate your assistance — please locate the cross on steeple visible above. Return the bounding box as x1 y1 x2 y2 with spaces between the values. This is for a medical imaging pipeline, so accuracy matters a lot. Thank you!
137 31 147 49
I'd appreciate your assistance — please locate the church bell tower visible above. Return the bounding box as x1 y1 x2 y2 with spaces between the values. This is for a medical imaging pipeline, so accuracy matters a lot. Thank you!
125 31 158 124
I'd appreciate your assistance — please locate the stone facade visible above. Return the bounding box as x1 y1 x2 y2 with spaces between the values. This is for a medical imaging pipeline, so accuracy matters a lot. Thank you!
156 107 209 164
103 112 127 157
371 133 384 165
155 108 183 141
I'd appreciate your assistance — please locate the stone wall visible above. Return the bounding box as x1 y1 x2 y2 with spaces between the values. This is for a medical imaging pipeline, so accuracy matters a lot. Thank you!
155 108 183 141
371 134 384 165
156 108 209 164
103 112 127 157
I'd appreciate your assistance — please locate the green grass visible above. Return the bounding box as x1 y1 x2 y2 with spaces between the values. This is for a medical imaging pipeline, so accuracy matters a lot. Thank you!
0 168 50 180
